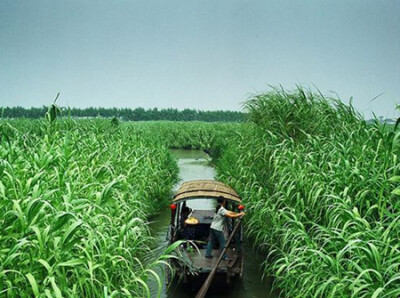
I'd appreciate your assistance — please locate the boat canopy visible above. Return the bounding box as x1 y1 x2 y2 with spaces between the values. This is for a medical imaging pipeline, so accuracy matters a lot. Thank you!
173 180 242 204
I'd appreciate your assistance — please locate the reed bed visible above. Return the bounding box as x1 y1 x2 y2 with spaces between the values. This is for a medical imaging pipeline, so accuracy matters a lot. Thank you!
0 119 178 297
128 121 241 156
216 88 400 297
5 94 397 297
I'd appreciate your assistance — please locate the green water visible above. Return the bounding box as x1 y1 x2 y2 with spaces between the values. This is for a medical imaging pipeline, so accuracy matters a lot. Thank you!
149 149 277 298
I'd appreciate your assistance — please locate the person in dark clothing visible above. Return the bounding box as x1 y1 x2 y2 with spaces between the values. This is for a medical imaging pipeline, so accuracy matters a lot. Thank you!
180 206 191 228
180 206 195 239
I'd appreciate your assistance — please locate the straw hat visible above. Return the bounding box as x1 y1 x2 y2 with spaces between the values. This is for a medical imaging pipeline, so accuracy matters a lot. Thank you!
185 216 199 225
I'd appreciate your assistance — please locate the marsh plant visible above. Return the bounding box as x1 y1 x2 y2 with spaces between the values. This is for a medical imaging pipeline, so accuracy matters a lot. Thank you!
0 119 179 297
3 89 398 297
217 88 400 297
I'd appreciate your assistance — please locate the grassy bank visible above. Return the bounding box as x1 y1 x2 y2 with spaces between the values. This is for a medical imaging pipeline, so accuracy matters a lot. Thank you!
216 88 400 297
127 121 241 156
5 96 398 297
0 119 178 296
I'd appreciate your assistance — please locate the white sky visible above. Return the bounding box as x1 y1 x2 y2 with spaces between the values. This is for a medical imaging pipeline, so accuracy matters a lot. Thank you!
0 0 399 118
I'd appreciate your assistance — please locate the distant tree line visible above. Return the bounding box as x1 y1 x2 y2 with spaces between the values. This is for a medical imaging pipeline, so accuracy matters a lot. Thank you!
0 106 246 122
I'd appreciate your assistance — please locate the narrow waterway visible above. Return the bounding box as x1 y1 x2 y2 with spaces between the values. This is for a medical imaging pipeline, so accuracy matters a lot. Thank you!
149 149 277 298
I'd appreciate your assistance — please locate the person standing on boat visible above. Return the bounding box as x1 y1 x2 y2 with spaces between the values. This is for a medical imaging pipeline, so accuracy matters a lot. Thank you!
205 196 245 260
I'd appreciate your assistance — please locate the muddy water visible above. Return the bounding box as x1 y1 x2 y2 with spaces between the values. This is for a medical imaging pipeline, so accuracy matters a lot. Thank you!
149 149 277 298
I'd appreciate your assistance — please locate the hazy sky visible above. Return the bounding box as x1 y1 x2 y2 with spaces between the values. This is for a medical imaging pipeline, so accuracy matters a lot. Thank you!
1 0 399 118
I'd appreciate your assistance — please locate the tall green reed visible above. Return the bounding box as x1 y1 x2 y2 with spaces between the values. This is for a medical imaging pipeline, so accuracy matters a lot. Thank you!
216 87 400 297
0 119 179 297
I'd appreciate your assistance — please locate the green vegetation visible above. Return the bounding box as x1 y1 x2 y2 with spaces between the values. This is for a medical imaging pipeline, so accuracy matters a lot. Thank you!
0 119 179 296
129 121 241 158
2 87 400 297
216 88 400 297
0 106 245 122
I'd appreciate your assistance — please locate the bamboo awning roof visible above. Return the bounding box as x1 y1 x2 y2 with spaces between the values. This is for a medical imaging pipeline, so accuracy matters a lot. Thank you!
173 180 242 203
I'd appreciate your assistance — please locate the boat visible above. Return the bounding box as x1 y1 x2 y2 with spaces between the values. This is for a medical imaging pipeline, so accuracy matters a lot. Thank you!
166 180 245 290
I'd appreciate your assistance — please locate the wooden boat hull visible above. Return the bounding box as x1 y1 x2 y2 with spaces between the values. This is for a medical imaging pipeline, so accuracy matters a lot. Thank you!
168 247 242 289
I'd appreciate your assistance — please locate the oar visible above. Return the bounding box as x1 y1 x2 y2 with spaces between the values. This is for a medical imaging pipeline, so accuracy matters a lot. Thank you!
195 218 243 298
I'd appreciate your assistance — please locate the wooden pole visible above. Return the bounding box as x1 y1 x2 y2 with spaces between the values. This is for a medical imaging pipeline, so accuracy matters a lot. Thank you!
195 218 243 298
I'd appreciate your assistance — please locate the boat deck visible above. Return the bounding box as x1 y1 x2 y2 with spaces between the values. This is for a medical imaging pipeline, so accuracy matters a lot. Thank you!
188 248 239 272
